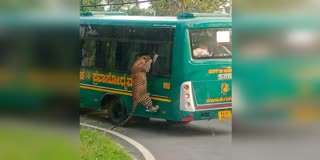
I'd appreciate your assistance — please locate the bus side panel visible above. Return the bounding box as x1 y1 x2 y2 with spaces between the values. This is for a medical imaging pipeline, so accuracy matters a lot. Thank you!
167 23 191 121
80 88 101 109
133 75 176 120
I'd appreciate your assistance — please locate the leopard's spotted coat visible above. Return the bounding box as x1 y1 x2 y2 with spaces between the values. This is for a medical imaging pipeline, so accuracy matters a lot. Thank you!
111 55 159 130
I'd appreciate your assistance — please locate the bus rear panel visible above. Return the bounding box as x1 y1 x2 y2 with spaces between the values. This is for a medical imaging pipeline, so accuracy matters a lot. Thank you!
176 22 232 122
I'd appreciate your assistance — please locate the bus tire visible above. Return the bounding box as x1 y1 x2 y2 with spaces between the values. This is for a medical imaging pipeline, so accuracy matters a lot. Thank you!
108 98 128 125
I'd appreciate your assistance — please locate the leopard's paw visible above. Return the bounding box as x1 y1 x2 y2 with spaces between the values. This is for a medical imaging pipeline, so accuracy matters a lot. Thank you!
146 105 159 112
151 105 159 112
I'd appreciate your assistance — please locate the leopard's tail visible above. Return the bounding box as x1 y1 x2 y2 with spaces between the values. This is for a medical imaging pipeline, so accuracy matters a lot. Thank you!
110 103 137 130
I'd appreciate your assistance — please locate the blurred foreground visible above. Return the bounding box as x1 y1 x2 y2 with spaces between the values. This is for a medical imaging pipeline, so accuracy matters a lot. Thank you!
0 0 79 159
0 118 79 160
233 0 320 159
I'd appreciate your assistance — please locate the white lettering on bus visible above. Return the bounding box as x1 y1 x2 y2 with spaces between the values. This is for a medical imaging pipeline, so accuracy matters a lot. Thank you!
218 73 232 80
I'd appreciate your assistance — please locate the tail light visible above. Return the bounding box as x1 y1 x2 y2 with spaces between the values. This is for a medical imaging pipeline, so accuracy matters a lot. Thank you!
180 81 195 112
183 85 189 90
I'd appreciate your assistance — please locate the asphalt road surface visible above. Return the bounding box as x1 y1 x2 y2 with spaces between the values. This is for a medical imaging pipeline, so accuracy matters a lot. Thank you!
80 109 231 160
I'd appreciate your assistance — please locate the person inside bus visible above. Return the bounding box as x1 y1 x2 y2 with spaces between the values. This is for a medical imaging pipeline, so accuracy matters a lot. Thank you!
210 43 232 57
192 42 212 57
193 41 232 58
207 38 232 57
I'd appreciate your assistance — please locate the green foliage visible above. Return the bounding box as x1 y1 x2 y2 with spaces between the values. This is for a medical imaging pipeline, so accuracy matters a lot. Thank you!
80 0 152 15
80 0 230 16
80 127 133 160
126 6 152 16
80 0 105 11
151 0 230 16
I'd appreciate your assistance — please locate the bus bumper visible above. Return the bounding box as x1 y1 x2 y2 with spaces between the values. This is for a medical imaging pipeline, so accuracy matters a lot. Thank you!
180 108 232 122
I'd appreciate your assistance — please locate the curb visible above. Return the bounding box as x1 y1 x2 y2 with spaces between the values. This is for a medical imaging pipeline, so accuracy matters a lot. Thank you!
80 123 156 160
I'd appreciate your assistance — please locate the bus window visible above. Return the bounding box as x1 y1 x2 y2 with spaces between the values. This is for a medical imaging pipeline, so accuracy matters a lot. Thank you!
80 39 96 68
80 25 174 77
101 40 117 70
190 28 232 59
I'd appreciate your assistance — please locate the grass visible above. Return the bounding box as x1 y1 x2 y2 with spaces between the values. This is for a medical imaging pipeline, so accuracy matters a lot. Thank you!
80 127 133 160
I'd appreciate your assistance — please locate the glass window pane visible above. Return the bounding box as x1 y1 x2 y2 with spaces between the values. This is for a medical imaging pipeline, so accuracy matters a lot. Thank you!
190 28 232 59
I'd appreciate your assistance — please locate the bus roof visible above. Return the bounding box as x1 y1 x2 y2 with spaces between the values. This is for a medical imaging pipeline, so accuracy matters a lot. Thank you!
80 12 231 28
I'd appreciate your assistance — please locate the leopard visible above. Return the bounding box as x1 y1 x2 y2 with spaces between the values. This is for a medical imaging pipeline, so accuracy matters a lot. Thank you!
111 55 159 130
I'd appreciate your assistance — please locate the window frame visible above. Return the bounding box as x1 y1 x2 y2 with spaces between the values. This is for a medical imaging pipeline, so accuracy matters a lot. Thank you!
80 24 175 78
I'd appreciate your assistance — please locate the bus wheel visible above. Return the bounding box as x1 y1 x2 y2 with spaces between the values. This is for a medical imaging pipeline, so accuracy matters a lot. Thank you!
108 99 128 125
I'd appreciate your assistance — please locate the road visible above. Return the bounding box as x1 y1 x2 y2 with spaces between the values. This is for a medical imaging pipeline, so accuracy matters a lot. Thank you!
80 110 231 160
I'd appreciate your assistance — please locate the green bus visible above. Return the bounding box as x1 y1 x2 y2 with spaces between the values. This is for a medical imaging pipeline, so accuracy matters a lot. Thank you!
80 12 232 125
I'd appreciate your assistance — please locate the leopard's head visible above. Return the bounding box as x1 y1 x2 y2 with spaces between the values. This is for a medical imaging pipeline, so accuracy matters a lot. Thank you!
138 55 152 62
132 55 153 73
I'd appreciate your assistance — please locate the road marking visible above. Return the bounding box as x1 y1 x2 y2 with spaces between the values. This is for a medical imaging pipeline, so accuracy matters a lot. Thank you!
80 123 156 160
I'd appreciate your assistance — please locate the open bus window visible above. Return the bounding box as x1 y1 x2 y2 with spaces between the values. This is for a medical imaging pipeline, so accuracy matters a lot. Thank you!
80 40 96 67
80 25 174 77
190 28 232 59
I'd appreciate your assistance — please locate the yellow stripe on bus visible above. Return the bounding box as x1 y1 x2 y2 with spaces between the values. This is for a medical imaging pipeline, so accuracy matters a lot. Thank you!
149 96 171 103
80 85 132 96
80 85 171 103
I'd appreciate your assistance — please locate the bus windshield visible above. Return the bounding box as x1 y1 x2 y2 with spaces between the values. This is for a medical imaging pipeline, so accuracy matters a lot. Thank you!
190 28 232 59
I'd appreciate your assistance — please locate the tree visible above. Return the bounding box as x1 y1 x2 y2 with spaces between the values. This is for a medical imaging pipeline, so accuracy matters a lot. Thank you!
80 0 143 12
80 0 105 11
150 0 230 16
80 0 230 16
80 0 152 15
126 6 153 16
